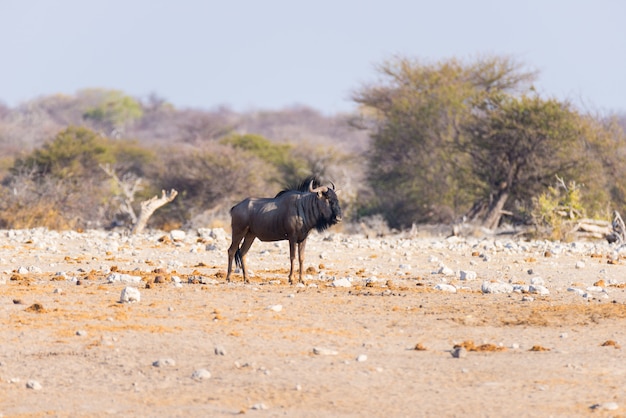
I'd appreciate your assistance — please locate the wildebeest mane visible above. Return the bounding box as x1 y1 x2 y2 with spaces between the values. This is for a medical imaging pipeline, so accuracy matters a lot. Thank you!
275 175 322 197
315 214 334 233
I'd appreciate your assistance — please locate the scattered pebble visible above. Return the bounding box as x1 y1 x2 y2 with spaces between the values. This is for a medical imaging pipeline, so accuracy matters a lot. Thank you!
191 368 211 380
313 347 338 356
76 330 87 337
590 402 619 411
530 277 545 286
152 358 176 367
331 278 351 288
214 346 227 356
567 287 585 296
451 347 467 359
437 265 455 276
268 304 283 312
26 380 42 390
107 273 142 284
529 285 550 296
575 261 586 269
356 354 367 362
170 230 186 241
459 270 477 281
434 283 457 293
250 403 269 410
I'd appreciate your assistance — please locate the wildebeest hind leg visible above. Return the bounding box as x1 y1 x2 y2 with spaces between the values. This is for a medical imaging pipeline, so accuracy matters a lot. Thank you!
226 229 247 282
238 233 256 283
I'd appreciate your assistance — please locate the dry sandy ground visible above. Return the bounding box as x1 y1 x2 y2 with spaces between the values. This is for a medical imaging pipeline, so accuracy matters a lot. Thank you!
1 228 626 417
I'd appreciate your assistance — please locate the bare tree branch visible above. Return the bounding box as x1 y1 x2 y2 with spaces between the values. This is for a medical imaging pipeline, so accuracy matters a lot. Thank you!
132 189 178 234
99 163 142 224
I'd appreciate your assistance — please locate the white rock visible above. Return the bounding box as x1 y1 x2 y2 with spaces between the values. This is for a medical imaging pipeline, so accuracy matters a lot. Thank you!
250 403 269 410
152 358 176 367
17 266 29 275
567 287 585 296
170 229 186 241
530 277 545 286
434 283 457 293
481 280 514 294
191 368 211 380
428 255 439 263
26 380 42 390
459 270 477 281
120 286 141 303
356 354 368 362
76 330 87 337
268 304 283 312
313 347 338 356
586 286 604 292
575 261 586 269
331 278 352 288
591 402 619 411
107 273 142 284
437 265 455 276
512 284 530 293
529 285 550 296
214 346 226 356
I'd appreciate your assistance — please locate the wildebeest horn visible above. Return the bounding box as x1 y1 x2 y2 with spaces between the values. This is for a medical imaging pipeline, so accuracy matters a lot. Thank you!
329 181 335 190
309 180 328 194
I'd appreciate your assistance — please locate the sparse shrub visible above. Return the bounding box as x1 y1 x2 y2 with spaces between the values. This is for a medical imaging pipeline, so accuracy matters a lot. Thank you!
531 177 585 240
1 126 157 230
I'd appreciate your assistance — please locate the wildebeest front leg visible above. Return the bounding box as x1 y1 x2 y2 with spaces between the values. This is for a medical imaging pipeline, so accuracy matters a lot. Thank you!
288 239 297 284
297 239 307 284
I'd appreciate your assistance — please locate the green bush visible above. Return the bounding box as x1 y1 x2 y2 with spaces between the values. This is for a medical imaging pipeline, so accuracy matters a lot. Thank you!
531 178 586 240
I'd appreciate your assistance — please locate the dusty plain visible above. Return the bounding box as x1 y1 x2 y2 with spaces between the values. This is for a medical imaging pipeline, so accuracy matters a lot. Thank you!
1 227 626 417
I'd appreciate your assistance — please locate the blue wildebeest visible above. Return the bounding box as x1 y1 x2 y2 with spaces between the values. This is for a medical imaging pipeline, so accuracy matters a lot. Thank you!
226 176 342 284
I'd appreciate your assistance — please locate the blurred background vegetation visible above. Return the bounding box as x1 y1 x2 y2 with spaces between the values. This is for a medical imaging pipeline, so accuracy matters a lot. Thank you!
0 55 624 237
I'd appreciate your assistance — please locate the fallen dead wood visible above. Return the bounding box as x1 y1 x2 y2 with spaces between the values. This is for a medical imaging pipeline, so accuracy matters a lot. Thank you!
569 212 626 243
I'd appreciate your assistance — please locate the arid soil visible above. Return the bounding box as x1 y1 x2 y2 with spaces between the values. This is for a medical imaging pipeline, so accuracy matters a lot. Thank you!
1 228 626 417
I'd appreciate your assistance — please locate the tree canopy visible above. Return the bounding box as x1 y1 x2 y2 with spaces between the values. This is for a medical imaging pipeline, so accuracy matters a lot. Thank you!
353 55 626 229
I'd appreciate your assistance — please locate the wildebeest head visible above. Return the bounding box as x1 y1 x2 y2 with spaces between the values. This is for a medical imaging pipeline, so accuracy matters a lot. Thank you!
308 180 342 232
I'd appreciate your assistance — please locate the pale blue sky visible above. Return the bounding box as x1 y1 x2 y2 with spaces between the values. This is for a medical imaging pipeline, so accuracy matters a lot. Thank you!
1 0 625 114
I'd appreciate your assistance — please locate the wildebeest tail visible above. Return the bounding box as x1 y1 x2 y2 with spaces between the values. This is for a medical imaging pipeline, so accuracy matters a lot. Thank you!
235 248 243 269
